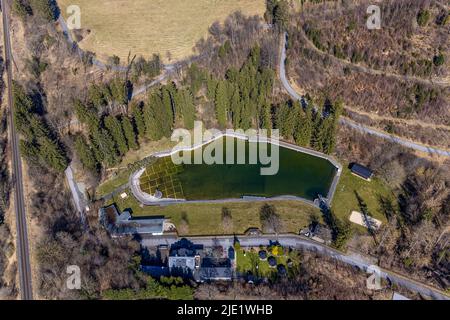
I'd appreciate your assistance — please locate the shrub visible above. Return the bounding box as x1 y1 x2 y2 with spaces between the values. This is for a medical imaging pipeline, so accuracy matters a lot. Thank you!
417 9 430 27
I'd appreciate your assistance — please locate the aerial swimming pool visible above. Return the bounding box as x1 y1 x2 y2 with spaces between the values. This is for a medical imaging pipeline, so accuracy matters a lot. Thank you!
138 137 338 203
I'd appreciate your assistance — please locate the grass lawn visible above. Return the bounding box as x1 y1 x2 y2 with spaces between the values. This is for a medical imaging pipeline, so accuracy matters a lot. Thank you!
96 170 131 199
332 167 395 227
106 194 321 236
58 0 265 63
236 247 299 278
95 138 175 198
119 137 175 167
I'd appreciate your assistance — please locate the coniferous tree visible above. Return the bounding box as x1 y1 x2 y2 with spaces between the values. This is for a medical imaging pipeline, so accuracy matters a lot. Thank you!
19 140 40 162
37 136 69 172
161 86 175 134
260 101 272 132
276 102 297 140
294 103 312 147
206 77 218 101
230 85 242 128
273 0 289 31
12 82 34 135
88 84 107 109
109 78 128 105
185 64 205 95
240 92 252 130
265 0 278 24
74 135 98 171
104 115 128 156
90 128 119 167
14 82 69 172
179 89 196 130
144 88 174 140
121 116 138 150
143 96 161 140
311 111 324 151
214 81 228 128
131 102 146 138
322 100 343 154
74 100 100 130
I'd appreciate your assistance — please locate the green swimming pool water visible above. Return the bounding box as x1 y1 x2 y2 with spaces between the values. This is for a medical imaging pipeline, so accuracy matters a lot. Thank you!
161 138 337 201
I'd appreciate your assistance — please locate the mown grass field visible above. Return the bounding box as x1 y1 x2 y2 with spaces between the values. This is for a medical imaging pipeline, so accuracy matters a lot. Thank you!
332 167 394 226
106 193 320 236
58 0 265 63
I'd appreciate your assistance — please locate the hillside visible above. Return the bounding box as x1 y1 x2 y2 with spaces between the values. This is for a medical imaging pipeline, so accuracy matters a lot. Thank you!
57 0 265 63
287 0 450 130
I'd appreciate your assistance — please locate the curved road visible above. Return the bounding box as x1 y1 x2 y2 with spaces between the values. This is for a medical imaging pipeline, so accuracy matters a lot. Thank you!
141 233 449 300
1 0 33 300
280 33 450 157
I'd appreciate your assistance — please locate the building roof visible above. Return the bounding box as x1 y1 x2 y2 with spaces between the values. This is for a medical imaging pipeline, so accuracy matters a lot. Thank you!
169 256 197 270
102 205 165 235
350 163 374 180
118 216 165 235
195 267 233 282
170 239 204 257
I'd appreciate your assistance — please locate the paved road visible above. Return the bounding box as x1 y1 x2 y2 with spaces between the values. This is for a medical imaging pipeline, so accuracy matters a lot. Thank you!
1 0 33 300
341 118 450 157
141 234 450 300
65 165 88 228
279 33 450 157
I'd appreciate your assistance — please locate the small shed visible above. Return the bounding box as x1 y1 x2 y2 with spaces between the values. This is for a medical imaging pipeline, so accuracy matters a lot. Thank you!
350 163 374 181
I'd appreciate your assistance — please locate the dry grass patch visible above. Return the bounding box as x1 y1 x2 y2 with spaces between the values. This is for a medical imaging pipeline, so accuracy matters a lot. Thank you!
57 0 265 63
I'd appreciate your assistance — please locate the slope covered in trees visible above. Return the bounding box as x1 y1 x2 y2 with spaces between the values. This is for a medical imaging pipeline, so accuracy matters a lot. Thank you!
13 83 68 172
287 0 450 126
75 38 343 174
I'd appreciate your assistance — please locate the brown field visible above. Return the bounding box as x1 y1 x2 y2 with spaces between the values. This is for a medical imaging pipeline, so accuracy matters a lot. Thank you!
57 0 265 63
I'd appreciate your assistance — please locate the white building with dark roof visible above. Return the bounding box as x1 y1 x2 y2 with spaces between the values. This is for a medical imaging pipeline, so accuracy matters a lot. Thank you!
100 204 165 236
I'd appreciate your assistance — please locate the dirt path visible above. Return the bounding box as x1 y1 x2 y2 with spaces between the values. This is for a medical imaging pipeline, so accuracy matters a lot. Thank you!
344 106 450 131
297 27 449 88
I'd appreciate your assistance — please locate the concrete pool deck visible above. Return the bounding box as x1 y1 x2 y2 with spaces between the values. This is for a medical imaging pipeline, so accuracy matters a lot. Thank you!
129 132 343 208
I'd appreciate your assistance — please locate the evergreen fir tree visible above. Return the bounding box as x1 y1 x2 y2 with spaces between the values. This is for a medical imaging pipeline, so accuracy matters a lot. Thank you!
131 102 146 138
214 81 228 128
121 116 138 150
74 135 98 171
104 115 129 156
